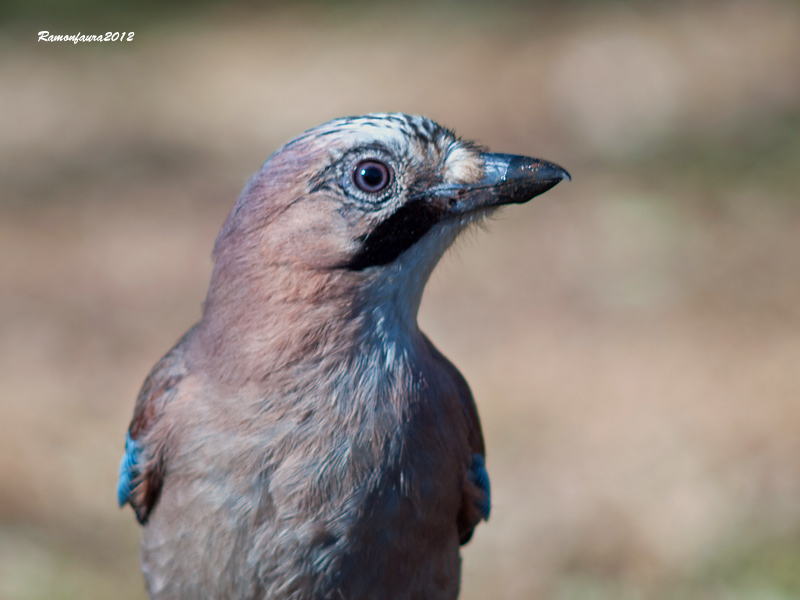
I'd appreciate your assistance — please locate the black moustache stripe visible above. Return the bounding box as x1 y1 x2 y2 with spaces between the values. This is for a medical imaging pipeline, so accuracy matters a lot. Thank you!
346 201 446 271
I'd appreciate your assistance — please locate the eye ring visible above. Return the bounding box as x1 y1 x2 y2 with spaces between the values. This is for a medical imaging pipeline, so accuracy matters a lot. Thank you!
353 160 391 194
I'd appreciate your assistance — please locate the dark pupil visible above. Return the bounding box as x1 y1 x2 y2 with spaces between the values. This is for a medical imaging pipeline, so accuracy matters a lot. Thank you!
361 166 383 187
355 161 388 192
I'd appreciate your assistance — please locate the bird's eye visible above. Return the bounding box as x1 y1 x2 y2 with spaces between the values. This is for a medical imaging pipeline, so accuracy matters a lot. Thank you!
353 160 391 194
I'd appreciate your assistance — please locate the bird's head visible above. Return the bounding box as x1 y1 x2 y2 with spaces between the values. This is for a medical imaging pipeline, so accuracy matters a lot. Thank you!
209 114 568 313
199 114 569 381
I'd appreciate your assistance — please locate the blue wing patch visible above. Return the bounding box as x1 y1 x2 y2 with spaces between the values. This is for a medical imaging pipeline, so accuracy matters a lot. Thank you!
117 433 141 507
468 453 491 520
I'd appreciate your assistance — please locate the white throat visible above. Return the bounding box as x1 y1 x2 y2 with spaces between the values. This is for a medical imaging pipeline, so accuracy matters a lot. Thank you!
359 219 465 369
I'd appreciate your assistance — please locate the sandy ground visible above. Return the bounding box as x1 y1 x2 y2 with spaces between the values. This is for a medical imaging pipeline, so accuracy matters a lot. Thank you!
2 2 800 598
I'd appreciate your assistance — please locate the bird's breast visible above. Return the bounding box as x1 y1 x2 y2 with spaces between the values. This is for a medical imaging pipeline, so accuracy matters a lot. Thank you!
144 341 468 599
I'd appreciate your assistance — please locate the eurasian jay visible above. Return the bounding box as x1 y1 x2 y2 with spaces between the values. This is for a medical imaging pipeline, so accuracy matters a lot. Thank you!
118 113 568 599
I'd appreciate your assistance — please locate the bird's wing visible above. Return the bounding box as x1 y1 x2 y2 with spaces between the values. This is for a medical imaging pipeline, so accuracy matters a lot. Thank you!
422 335 490 545
452 370 491 544
117 329 192 524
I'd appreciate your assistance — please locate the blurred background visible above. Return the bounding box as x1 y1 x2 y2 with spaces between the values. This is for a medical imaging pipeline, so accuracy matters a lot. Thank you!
2 1 800 598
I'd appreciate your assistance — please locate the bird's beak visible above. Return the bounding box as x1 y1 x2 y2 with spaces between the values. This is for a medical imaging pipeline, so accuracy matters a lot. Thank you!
427 153 570 215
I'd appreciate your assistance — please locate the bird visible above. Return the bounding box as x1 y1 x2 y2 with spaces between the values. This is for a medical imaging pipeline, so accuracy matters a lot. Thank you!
117 113 569 600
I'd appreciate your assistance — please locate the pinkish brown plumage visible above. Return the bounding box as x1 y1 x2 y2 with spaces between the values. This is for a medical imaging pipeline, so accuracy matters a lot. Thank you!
118 113 568 599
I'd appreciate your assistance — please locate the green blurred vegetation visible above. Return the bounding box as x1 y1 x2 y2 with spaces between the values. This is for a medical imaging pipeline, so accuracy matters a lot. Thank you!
555 536 800 600
0 0 727 30
633 111 800 202
0 525 144 600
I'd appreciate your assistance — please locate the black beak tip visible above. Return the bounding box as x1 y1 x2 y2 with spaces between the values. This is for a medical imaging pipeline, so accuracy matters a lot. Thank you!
503 156 571 204
508 156 571 185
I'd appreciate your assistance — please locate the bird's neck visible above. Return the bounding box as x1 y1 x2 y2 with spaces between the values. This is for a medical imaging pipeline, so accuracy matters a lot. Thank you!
193 262 430 390
355 219 457 349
